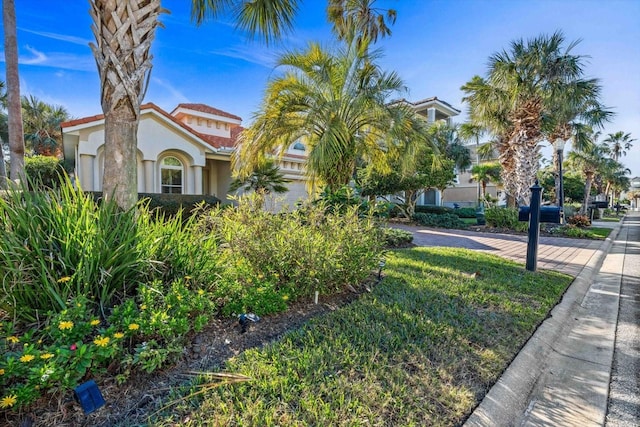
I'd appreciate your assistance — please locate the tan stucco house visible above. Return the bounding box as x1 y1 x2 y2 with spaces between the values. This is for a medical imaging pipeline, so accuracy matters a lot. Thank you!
61 103 309 206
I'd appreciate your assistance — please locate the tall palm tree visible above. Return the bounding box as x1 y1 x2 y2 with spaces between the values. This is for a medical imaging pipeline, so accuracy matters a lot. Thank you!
0 80 7 186
89 0 164 210
90 0 300 210
236 40 428 192
3 0 25 183
603 131 635 162
327 0 396 48
566 142 611 214
21 95 70 157
462 31 604 206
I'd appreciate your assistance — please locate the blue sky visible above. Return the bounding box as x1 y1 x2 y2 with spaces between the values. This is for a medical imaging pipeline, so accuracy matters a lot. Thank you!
2 0 639 177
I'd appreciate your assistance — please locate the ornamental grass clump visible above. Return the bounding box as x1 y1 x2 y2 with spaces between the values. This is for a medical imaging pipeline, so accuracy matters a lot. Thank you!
0 178 145 323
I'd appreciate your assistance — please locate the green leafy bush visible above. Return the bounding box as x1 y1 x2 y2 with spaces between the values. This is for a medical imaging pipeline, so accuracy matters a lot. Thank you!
414 205 454 215
453 207 477 218
412 212 466 229
24 155 65 190
484 206 519 229
203 197 383 304
381 228 414 247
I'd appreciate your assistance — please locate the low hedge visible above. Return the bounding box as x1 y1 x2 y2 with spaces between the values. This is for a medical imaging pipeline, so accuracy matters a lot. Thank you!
414 205 454 215
412 212 466 229
453 207 477 218
88 192 221 218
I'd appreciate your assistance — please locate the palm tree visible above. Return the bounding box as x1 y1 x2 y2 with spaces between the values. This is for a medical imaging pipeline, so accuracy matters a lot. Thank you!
21 95 70 157
90 0 300 210
603 131 635 162
462 31 604 206
229 159 290 208
3 0 25 183
470 163 502 201
0 81 7 186
566 142 611 214
236 40 428 192
327 0 396 48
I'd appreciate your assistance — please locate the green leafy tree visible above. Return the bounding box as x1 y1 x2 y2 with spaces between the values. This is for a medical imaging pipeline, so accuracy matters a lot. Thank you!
603 131 635 162
236 40 428 192
566 141 616 214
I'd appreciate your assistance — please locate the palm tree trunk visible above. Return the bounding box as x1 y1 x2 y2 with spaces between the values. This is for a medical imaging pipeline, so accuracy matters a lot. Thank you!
581 173 594 215
89 0 163 210
3 0 25 183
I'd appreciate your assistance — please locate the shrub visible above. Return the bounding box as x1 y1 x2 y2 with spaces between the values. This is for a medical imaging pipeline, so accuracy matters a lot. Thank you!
453 207 477 218
567 214 591 228
381 228 414 247
484 206 519 229
412 212 466 229
414 205 454 215
24 155 65 189
202 197 383 308
88 191 221 219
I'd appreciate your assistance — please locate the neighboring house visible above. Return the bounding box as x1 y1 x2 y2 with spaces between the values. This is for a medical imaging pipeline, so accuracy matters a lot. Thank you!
442 142 503 208
61 103 309 206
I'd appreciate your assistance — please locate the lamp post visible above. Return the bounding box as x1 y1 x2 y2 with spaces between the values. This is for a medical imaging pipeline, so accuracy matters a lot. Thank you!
553 138 566 223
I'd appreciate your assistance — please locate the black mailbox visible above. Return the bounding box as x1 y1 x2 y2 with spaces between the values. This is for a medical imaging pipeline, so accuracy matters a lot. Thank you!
540 206 561 224
518 206 561 223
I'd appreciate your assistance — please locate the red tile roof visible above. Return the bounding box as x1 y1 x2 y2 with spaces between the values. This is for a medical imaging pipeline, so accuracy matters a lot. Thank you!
60 103 241 150
171 103 242 121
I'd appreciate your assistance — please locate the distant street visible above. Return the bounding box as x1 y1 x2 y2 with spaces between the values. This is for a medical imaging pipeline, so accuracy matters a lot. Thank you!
606 212 640 426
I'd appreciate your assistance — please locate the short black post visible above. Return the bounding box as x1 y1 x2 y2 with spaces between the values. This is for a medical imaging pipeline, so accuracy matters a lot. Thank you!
526 180 543 272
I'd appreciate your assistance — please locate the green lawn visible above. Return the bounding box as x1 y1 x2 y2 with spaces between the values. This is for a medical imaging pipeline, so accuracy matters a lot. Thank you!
149 247 572 426
587 227 613 239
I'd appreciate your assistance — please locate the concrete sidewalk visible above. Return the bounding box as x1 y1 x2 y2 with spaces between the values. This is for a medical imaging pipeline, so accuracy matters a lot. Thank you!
392 217 629 425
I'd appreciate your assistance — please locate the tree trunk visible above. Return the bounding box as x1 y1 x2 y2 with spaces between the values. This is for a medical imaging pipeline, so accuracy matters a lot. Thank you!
581 173 594 215
3 0 25 183
89 0 163 210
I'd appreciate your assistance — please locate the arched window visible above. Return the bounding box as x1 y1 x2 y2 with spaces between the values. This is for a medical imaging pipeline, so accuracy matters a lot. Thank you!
161 156 183 194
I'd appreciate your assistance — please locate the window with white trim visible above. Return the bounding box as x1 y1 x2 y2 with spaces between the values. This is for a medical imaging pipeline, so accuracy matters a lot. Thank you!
161 156 183 194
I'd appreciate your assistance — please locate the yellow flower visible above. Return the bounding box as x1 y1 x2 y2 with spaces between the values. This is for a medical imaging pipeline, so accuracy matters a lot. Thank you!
93 336 110 347
58 321 74 330
90 319 100 326
140 304 147 310
57 276 71 283
114 332 124 339
185 275 192 280
20 354 35 363
197 289 205 296
7 336 19 344
0 394 17 409
176 295 183 301
128 323 140 331
0 369 4 375
40 353 54 360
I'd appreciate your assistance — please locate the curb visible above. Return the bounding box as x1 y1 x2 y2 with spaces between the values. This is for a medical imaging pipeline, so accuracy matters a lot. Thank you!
464 218 625 426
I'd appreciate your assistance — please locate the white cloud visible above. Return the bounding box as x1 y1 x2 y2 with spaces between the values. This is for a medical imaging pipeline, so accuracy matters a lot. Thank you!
209 44 279 68
21 45 47 65
19 28 92 46
149 77 189 104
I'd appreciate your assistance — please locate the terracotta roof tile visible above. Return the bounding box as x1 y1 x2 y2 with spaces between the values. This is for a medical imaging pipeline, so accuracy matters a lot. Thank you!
171 103 242 121
60 103 239 151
